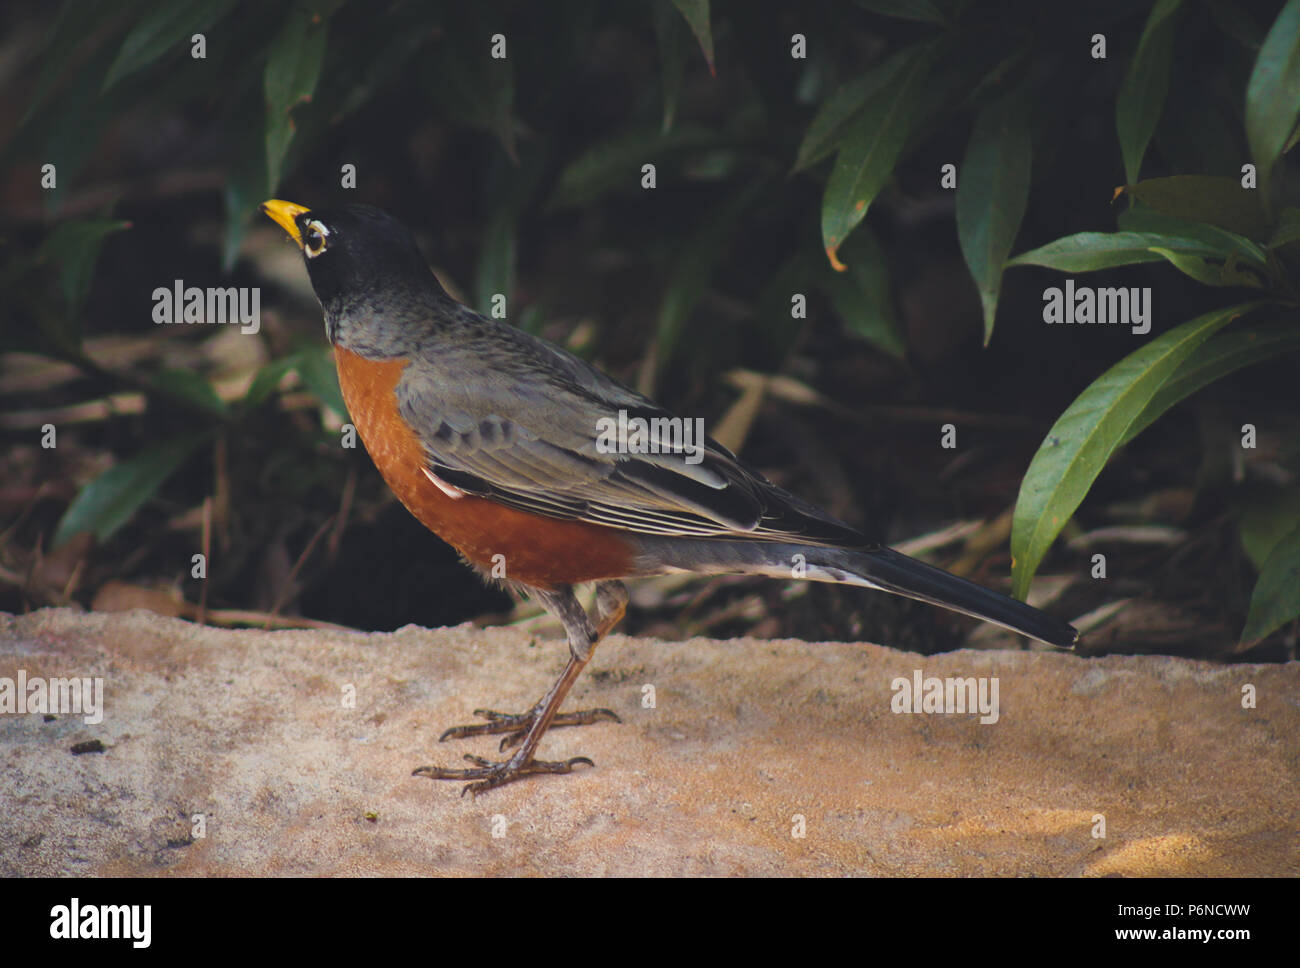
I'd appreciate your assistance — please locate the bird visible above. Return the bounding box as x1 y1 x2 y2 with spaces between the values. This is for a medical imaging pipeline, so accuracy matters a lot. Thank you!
260 199 1078 796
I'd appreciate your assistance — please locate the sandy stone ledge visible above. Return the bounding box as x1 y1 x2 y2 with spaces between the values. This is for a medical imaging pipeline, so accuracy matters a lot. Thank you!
0 608 1295 876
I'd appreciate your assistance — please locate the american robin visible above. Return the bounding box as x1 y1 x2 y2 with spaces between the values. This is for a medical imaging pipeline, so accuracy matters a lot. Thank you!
260 199 1078 796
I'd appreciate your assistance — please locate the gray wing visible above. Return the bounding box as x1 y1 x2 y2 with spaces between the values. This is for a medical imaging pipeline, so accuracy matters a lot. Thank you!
396 310 869 547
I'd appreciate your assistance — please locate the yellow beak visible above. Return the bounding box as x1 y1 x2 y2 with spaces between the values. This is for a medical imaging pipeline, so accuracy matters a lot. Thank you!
260 199 312 247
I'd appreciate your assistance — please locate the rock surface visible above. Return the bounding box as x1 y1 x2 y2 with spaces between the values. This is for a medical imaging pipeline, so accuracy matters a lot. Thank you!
1 608 1296 876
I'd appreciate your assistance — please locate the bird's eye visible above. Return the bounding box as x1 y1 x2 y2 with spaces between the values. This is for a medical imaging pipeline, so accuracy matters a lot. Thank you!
303 219 330 258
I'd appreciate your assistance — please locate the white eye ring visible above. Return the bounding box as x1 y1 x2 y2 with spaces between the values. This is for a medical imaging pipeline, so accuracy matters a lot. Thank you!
303 219 330 258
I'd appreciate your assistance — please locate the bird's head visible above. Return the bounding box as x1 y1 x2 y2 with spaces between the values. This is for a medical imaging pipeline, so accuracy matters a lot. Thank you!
260 200 447 348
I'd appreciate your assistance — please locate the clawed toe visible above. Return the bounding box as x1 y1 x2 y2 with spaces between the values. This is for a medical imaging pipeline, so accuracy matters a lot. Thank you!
413 752 597 796
437 708 531 742
438 705 621 746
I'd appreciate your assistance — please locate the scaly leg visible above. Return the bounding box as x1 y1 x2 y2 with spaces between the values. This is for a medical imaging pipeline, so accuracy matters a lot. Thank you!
413 581 628 796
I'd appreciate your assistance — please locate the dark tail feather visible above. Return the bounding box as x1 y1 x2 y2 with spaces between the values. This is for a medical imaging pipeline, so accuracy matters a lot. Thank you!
633 536 1078 647
840 546 1077 648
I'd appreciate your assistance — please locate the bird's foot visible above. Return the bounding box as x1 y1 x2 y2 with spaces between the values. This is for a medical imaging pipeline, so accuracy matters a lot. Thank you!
413 752 595 797
438 704 621 752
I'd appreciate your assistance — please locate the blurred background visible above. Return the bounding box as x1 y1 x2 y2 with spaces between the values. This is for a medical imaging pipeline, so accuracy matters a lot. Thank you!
1 0 1296 660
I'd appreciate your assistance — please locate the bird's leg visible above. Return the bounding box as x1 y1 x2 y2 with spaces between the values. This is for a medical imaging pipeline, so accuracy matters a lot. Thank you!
493 580 629 751
413 580 627 796
435 582 627 749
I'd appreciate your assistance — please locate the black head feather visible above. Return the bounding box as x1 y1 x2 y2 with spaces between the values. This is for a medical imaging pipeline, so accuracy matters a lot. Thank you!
295 204 446 308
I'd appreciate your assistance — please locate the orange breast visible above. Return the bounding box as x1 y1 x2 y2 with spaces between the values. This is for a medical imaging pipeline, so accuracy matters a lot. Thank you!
333 346 634 589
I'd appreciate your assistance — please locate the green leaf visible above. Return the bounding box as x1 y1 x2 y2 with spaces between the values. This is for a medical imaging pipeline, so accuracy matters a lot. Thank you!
22 0 143 125
423 8 517 160
1286 121 1300 155
641 182 760 391
1116 209 1270 267
150 369 228 417
957 90 1032 344
36 219 132 348
819 228 904 357
752 251 819 364
513 302 547 336
317 12 429 124
1153 60 1249 178
476 211 516 322
264 5 330 192
242 346 345 416
1121 175 1271 241
1268 207 1300 248
548 124 724 209
102 0 238 91
654 0 690 131
242 353 302 409
1145 248 1265 287
1010 302 1259 599
669 0 714 73
793 47 918 172
1237 487 1300 570
904 38 1023 153
223 95 269 271
821 44 933 270
53 435 202 547
38 218 132 313
852 0 950 25
1206 0 1266 50
294 345 347 417
475 140 552 316
1241 522 1300 645
18 31 123 216
1120 314 1300 446
1116 0 1182 184
1245 0 1300 202
1009 231 1226 272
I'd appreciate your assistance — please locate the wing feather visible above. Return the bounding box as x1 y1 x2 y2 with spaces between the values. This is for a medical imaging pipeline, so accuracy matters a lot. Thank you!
395 307 869 548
